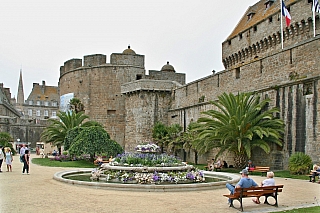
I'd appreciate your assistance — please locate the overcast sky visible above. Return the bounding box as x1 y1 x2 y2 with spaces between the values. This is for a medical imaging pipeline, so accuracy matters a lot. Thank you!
0 0 258 99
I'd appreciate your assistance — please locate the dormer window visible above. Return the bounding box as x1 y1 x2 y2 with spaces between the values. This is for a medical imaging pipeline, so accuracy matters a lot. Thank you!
247 12 255 20
265 0 275 9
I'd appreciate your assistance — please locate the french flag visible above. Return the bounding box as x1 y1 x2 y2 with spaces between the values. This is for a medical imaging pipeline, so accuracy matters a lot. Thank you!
282 1 291 27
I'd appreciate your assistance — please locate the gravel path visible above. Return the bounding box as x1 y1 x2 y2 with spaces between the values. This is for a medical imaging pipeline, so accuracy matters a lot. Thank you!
0 154 319 213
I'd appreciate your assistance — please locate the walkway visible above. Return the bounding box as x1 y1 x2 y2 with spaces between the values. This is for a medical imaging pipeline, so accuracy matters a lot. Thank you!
0 154 319 213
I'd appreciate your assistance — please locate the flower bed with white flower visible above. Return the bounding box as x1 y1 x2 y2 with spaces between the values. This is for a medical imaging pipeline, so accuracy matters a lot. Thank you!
91 143 205 184
135 143 160 153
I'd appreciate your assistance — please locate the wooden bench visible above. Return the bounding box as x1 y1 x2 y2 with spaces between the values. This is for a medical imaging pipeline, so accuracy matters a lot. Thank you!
251 166 270 176
223 185 284 212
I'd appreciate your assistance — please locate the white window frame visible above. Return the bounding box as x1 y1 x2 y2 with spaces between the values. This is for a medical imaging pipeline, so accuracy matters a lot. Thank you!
36 110 41 116
36 100 41 106
52 111 56 117
28 109 32 116
44 110 48 116
29 100 33 105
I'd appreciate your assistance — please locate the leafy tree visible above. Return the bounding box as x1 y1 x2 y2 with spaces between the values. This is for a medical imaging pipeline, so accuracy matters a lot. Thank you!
166 124 183 154
69 98 84 113
152 122 183 154
179 122 201 163
195 92 284 168
68 126 123 162
152 122 169 151
288 152 312 174
41 111 101 152
0 132 16 155
63 127 82 150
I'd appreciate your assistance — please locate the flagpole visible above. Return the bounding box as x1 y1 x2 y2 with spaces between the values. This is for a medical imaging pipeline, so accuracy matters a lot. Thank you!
280 0 284 49
313 0 316 37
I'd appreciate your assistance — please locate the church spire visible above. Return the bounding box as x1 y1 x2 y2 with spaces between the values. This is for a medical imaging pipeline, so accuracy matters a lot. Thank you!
17 69 24 105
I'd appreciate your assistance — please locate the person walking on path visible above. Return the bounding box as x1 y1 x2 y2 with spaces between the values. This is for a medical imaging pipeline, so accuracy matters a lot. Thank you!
5 147 13 172
226 169 258 204
22 149 30 174
19 144 28 162
0 145 4 172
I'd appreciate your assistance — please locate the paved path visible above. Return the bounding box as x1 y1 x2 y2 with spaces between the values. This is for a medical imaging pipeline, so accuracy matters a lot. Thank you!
0 154 319 213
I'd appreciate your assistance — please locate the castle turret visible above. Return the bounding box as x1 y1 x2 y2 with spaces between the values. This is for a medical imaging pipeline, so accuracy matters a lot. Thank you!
110 46 144 68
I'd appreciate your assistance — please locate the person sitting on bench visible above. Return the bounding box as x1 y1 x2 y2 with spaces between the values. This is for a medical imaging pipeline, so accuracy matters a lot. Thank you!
311 164 320 183
225 169 258 204
94 156 103 166
214 158 222 169
252 171 275 204
245 160 255 171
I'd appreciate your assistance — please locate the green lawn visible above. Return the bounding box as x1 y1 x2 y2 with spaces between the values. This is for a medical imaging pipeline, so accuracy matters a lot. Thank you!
270 206 320 213
32 158 95 168
193 164 310 181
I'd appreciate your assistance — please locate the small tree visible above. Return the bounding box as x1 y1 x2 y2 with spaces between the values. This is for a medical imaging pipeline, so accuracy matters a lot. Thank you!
68 126 123 162
0 132 16 155
152 122 169 152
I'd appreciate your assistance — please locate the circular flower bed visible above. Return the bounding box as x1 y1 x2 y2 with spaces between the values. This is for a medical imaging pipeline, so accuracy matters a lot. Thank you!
92 149 205 184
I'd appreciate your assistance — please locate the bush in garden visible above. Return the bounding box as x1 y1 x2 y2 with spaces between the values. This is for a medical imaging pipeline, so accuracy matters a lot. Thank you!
288 152 312 174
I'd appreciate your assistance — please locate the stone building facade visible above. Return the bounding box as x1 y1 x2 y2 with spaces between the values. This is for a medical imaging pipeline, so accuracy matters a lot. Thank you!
0 83 48 148
22 80 59 120
58 0 320 169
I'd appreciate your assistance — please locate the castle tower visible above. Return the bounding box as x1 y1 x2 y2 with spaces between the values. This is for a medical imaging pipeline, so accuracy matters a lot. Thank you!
17 69 24 105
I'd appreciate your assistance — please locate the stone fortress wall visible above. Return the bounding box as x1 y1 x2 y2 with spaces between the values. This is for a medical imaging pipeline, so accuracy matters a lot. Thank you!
59 47 185 148
58 0 320 169
168 0 320 168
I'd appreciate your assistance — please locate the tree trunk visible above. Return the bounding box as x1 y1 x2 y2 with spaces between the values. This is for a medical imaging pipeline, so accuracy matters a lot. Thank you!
233 153 248 169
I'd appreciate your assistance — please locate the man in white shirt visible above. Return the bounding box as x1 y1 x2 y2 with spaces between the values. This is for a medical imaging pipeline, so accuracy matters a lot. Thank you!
19 144 28 162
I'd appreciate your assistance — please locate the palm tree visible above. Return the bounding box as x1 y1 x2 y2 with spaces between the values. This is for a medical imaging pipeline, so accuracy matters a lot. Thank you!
69 98 84 113
195 92 284 168
41 111 100 153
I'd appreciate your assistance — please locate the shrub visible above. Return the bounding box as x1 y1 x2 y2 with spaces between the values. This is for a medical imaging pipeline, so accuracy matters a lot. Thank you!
288 152 312 174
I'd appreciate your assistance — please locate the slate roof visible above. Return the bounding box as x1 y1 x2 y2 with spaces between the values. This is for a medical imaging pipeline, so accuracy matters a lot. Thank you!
226 0 297 41
26 82 59 102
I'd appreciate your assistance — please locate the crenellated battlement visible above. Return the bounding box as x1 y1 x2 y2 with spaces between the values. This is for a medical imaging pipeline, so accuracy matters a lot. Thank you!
222 0 318 70
83 54 106 67
223 17 318 70
62 58 82 75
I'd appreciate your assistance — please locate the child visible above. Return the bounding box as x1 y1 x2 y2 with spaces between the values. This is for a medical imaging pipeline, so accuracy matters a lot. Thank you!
5 148 13 172
22 149 30 174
